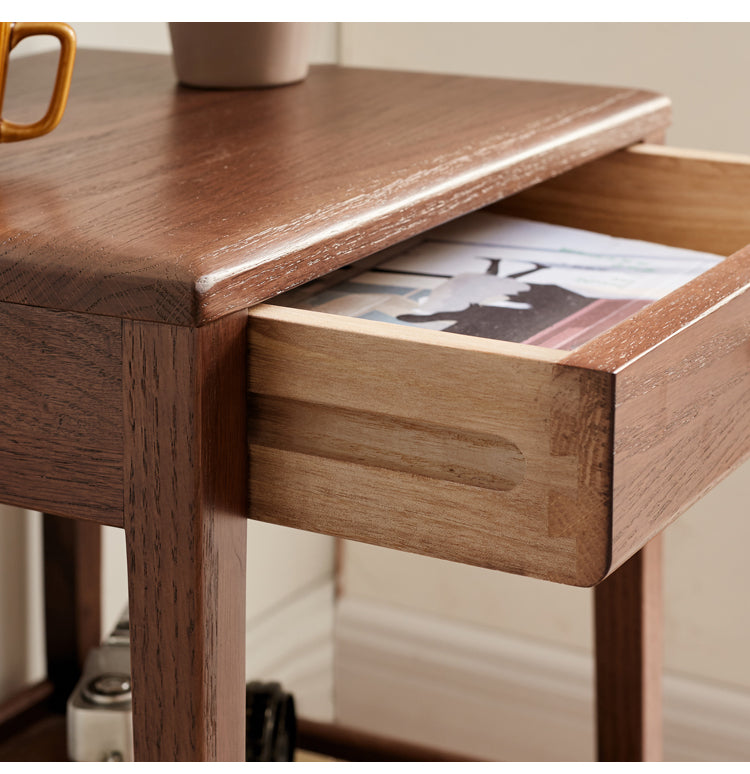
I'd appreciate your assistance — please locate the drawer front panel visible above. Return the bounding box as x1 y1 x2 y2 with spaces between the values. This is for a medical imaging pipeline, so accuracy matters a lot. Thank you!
248 306 614 586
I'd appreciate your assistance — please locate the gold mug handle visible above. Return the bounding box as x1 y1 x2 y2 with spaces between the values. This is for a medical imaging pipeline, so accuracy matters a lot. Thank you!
0 22 76 143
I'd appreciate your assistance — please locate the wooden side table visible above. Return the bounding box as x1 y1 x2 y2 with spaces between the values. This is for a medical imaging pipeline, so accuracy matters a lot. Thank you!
1 51 748 761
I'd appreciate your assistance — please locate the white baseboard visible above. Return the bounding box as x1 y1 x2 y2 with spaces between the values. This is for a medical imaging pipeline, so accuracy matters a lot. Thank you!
246 578 335 722
334 596 750 761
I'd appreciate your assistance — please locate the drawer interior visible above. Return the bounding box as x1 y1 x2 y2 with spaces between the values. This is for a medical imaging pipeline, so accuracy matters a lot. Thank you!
270 144 750 352
497 143 750 259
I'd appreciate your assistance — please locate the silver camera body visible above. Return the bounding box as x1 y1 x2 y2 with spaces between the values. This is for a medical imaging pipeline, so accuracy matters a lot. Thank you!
66 609 134 762
66 609 298 762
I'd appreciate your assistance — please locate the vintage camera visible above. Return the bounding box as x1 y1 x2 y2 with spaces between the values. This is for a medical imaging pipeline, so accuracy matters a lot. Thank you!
67 608 296 762
67 608 133 762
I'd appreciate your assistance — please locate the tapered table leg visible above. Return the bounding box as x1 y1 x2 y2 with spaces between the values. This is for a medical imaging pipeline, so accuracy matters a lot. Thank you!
43 514 102 711
123 314 247 761
594 533 663 761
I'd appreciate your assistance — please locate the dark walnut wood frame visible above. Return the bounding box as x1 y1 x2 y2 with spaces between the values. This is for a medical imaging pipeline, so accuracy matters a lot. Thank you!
1 52 748 762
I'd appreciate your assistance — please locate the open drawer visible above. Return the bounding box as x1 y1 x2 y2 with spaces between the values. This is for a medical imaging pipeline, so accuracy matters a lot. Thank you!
247 144 750 587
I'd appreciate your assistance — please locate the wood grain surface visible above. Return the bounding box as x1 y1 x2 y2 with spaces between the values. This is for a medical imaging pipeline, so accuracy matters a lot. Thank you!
251 393 527 493
595 535 663 761
247 305 614 586
0 51 669 325
0 301 123 524
124 314 247 761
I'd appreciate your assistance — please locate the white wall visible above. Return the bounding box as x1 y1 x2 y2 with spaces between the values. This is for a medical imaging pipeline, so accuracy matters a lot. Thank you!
337 21 750 693
10 21 338 62
339 22 750 153
0 21 339 705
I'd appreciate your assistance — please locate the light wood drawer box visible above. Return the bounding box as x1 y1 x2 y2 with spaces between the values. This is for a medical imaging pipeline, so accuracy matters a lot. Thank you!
247 144 750 587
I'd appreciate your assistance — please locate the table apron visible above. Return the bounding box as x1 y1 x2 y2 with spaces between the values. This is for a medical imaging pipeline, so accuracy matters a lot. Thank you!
0 301 123 525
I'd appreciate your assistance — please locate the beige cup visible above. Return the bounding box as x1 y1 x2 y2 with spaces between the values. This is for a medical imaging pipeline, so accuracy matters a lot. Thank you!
169 22 311 89
0 22 76 143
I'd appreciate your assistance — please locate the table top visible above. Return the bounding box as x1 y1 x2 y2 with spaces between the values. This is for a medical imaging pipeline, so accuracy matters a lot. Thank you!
0 50 670 326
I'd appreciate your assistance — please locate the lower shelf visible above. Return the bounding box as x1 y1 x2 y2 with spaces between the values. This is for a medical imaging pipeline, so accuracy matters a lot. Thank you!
0 711 466 763
0 713 67 763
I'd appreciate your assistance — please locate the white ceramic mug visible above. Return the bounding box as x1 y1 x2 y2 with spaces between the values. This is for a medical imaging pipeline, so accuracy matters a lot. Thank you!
169 22 311 89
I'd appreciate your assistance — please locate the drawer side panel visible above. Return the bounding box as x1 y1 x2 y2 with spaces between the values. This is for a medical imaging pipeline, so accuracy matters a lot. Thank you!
610 278 750 571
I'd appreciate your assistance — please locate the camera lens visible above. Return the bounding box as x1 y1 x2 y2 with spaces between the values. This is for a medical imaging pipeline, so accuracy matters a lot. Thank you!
81 673 132 706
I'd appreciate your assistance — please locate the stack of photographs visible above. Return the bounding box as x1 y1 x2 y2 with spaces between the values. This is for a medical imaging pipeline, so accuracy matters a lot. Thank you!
278 213 723 351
